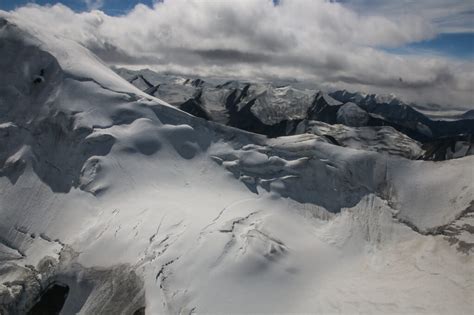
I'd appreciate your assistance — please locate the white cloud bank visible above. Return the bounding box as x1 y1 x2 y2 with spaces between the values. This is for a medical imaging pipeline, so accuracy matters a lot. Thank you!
4 0 474 107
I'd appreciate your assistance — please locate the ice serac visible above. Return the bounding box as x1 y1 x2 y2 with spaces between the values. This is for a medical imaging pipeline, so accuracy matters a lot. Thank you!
0 15 473 315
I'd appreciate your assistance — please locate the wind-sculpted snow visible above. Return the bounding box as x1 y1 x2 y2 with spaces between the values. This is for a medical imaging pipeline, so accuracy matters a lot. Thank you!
0 16 473 314
211 135 473 231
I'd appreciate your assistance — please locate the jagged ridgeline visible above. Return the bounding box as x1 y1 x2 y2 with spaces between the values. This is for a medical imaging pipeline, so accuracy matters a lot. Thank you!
0 15 473 315
115 67 473 161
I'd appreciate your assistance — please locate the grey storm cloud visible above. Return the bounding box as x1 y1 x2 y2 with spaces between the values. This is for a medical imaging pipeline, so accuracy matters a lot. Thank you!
193 49 271 64
4 0 473 107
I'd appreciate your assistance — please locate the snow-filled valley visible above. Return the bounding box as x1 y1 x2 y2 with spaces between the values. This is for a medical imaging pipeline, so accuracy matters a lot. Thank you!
0 14 473 315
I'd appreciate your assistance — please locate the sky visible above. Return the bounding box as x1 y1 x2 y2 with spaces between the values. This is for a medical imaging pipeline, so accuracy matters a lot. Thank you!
0 0 154 13
1 0 473 107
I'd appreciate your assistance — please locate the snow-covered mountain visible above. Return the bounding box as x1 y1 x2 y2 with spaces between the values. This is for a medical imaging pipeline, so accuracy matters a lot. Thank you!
1 15 473 315
115 68 474 160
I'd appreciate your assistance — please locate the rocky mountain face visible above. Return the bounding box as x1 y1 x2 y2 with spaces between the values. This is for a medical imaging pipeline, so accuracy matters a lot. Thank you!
114 68 474 161
0 16 473 315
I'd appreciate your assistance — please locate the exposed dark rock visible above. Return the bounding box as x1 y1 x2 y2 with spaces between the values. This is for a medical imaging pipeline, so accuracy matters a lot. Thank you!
27 283 69 315
307 92 342 124
419 135 473 161
179 98 212 121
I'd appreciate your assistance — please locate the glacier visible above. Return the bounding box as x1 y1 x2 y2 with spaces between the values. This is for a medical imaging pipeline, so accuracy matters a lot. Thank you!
0 15 473 315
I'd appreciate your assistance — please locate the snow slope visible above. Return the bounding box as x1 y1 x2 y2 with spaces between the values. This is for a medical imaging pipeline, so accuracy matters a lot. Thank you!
0 15 473 314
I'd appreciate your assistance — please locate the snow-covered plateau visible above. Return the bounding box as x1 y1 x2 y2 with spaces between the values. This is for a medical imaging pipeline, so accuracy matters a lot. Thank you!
0 15 473 315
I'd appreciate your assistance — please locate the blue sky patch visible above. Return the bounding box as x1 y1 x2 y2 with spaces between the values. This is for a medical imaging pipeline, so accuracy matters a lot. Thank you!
385 33 474 59
0 0 154 15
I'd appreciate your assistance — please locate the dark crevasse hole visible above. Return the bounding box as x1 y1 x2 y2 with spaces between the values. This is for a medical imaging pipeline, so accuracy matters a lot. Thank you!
27 283 69 315
133 307 146 315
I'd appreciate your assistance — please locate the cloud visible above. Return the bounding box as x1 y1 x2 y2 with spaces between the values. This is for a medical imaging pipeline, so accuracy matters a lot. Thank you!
4 0 474 107
340 0 474 34
83 0 105 10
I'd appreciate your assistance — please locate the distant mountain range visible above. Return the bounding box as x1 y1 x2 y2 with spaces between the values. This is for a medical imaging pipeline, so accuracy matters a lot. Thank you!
114 67 474 161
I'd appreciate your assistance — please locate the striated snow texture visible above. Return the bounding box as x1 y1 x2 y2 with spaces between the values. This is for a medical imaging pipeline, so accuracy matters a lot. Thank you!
0 15 473 315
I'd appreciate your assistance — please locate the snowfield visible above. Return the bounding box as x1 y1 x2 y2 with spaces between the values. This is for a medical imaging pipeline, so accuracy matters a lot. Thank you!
0 15 473 315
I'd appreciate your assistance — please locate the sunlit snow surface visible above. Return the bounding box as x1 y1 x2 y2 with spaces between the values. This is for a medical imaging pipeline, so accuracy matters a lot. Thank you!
0 15 473 314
